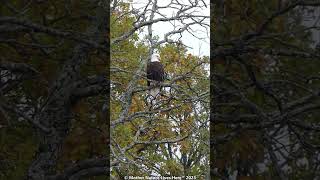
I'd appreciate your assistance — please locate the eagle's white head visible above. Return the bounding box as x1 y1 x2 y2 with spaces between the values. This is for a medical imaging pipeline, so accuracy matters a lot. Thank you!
151 53 160 62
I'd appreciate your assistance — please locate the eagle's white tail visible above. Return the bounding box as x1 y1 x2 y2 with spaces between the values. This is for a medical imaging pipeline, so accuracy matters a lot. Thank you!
149 87 160 98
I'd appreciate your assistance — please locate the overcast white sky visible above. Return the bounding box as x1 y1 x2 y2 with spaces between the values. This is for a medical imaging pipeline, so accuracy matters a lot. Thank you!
130 0 210 57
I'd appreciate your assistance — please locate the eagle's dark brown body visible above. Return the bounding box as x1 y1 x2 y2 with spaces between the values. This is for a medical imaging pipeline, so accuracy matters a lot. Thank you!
147 61 165 86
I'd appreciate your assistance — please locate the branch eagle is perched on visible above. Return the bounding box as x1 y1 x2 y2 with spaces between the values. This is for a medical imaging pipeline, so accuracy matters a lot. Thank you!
147 53 165 98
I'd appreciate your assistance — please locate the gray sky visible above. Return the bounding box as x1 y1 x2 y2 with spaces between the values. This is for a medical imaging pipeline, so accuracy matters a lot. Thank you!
130 0 210 57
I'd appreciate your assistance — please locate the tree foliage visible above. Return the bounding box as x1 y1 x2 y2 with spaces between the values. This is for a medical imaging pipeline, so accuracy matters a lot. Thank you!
110 0 209 179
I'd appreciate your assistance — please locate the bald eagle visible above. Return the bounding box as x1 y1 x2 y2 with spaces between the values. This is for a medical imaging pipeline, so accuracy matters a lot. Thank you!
147 53 165 98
